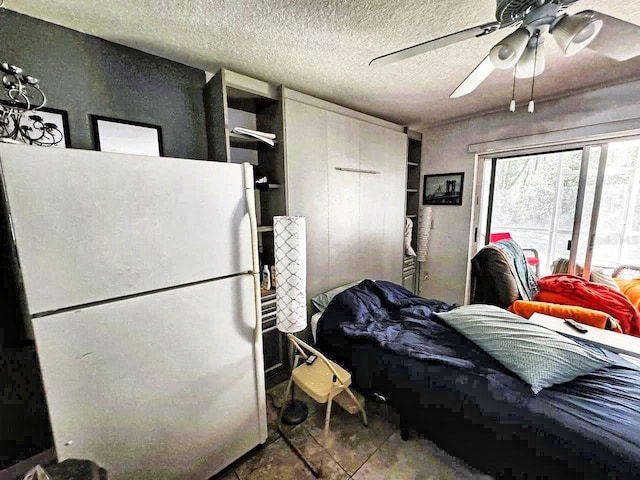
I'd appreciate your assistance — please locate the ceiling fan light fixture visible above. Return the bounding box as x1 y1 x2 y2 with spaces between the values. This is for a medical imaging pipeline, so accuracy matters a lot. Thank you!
489 28 531 69
516 42 546 78
552 12 604 56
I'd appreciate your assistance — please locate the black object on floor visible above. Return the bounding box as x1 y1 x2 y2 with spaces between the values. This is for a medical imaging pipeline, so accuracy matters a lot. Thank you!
280 399 308 425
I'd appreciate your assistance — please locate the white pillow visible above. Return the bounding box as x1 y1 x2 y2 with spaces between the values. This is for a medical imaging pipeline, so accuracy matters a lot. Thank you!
311 280 363 312
590 268 620 291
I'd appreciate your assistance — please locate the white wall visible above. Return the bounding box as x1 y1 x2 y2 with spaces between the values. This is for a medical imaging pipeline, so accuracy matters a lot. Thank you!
419 79 640 304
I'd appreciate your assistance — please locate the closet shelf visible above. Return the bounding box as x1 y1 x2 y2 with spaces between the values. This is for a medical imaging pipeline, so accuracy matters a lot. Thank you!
406 189 419 193
255 183 281 192
229 132 277 150
408 162 420 167
257 225 274 233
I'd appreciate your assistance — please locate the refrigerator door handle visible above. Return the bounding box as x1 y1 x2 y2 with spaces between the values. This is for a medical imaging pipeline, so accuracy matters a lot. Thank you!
243 162 268 442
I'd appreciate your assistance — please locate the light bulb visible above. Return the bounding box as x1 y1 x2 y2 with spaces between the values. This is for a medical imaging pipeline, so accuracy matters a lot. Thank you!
489 29 531 69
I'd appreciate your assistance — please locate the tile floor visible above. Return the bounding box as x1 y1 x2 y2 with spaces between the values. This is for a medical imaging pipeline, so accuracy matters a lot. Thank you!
211 381 492 480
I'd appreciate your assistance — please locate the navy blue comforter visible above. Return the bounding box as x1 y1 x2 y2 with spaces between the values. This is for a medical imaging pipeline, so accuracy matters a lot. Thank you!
316 280 640 479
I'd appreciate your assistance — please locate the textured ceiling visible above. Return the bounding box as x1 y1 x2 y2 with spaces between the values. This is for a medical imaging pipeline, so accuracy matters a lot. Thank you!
4 0 640 128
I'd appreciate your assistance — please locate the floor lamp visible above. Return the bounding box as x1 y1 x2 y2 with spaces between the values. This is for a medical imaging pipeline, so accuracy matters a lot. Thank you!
274 215 308 425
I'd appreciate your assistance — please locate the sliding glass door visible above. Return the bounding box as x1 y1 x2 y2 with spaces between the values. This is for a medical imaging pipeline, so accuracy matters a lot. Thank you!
477 137 640 278
591 139 640 267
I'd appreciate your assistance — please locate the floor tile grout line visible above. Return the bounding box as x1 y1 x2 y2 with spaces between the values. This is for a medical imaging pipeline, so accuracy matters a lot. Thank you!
318 408 397 478
298 408 348 476
263 383 399 479
348 416 397 479
303 422 350 478
299 407 393 478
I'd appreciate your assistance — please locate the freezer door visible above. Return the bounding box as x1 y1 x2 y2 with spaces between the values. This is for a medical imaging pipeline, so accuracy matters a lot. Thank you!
33 275 267 480
0 144 253 314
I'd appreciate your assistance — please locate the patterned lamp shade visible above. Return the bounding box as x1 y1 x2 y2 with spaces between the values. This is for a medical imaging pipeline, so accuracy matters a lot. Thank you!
274 216 307 333
416 206 432 262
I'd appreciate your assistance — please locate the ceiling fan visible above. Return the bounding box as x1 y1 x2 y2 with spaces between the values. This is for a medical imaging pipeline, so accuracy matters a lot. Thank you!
370 0 640 108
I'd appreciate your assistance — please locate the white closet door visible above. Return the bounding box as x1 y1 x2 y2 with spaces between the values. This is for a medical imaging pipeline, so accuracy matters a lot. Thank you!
34 275 265 480
358 121 388 280
284 100 330 301
0 144 252 314
284 95 406 300
327 112 361 288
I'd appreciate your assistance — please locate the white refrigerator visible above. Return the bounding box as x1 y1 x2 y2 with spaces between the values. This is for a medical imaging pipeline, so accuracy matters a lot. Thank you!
0 144 267 480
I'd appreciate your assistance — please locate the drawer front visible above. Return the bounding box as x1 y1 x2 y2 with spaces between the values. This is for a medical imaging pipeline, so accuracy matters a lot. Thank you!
403 266 416 275
262 310 277 330
403 256 416 267
261 297 276 312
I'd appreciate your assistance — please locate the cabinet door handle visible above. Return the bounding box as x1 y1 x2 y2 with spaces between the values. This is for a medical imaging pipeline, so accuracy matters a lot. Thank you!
335 167 380 175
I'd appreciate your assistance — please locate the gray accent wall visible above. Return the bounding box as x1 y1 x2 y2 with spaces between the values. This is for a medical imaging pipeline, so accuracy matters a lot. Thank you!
0 9 207 159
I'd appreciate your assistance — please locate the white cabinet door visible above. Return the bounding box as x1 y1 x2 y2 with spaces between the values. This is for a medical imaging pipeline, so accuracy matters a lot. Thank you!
34 275 265 480
284 100 330 301
358 121 388 280
360 123 406 284
0 144 253 314
284 97 406 297
327 112 362 288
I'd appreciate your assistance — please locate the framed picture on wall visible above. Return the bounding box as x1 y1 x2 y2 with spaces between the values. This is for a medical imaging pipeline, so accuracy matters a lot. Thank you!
1 103 71 148
423 172 464 206
91 115 163 157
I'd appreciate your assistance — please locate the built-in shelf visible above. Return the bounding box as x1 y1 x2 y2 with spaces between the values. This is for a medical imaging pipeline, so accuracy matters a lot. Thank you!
205 69 287 390
403 128 422 295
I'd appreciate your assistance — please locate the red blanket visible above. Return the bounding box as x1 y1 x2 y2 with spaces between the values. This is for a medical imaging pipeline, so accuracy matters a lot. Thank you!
536 274 640 337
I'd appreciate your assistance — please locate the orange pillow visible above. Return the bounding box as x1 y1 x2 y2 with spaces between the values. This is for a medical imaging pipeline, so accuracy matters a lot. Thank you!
615 278 640 310
509 300 613 330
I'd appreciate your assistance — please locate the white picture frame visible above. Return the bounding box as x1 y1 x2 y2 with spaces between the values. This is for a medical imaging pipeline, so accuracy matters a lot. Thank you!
91 115 163 157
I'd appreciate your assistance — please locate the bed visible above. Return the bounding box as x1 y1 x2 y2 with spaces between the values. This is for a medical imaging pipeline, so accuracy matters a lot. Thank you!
315 279 640 480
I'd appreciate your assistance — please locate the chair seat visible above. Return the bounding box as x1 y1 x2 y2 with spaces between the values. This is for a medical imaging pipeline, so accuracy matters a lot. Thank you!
292 359 352 403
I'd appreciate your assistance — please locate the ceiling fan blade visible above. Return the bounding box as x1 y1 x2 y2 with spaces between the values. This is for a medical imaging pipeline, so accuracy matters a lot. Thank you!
370 21 501 67
585 10 640 61
450 55 496 98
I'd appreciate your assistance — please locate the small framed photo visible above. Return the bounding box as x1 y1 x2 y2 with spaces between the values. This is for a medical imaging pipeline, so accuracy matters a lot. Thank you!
91 115 163 157
423 172 464 206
